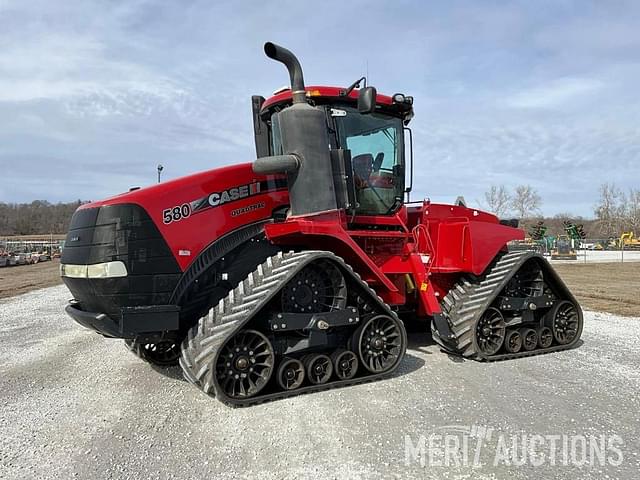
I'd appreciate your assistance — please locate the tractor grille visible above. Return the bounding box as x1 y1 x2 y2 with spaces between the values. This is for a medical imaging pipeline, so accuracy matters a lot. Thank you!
61 204 181 319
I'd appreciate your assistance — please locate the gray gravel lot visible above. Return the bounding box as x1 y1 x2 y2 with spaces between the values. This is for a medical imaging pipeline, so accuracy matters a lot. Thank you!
1 285 639 480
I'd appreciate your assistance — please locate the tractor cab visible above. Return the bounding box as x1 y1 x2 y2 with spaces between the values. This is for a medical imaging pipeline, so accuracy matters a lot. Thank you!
253 79 414 220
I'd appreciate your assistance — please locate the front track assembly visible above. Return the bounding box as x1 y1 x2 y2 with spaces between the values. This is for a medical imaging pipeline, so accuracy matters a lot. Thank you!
432 251 583 361
180 250 407 406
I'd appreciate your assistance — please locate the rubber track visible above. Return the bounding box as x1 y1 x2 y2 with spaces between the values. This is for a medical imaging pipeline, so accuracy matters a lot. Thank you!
179 250 407 407
432 250 583 361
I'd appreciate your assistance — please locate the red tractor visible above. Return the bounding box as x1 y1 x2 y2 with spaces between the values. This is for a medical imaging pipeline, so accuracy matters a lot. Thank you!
61 43 583 406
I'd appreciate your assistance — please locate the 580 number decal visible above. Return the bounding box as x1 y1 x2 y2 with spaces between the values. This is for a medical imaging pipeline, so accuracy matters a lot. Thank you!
163 203 191 224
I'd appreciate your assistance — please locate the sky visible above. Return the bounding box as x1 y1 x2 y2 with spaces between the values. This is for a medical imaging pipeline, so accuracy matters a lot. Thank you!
0 0 639 218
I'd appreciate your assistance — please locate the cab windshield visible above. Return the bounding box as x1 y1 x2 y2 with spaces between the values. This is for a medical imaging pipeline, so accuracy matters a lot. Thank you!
334 107 405 215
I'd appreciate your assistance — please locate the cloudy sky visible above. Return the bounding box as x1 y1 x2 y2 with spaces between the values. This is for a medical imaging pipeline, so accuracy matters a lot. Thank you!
0 0 639 217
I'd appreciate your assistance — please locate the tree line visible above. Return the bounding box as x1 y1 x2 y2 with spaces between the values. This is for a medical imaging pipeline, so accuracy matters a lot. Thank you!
0 201 86 236
2 183 638 238
482 183 640 238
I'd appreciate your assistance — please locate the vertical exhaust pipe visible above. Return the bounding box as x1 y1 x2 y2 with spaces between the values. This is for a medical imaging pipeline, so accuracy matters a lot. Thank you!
254 42 337 216
264 42 307 104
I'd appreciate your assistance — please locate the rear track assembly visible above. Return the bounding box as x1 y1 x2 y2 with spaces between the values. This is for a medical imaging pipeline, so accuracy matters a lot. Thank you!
432 251 583 361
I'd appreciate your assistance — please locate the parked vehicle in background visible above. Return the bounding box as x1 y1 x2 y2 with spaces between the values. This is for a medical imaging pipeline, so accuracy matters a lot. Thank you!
28 252 51 264
0 256 8 267
11 253 28 266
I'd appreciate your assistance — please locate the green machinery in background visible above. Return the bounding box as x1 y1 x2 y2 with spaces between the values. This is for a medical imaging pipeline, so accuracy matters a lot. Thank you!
528 221 586 260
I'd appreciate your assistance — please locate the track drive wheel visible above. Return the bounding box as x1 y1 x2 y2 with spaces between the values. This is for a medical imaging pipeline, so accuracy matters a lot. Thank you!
125 339 181 366
215 329 275 399
281 260 347 313
352 314 405 374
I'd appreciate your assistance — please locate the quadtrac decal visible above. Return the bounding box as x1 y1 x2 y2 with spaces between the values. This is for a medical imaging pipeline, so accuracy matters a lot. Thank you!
231 202 266 217
162 178 287 224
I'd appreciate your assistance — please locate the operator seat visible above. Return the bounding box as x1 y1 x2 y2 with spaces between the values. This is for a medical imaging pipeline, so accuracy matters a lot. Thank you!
351 153 395 214
352 153 373 189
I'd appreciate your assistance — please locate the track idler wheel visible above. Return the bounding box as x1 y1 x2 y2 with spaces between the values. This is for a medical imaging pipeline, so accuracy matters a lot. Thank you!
519 328 538 351
277 357 305 391
547 300 581 345
331 349 358 380
215 329 275 399
537 326 553 348
304 354 333 385
475 307 506 355
352 314 404 373
504 329 522 353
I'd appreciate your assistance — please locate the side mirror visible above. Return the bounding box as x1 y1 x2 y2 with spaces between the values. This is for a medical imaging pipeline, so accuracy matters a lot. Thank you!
357 86 377 114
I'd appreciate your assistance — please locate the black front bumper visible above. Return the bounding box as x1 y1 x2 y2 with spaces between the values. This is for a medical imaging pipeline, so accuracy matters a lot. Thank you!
66 301 181 340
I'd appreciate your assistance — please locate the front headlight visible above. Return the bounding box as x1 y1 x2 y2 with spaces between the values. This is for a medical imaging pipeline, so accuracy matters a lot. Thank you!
61 261 127 279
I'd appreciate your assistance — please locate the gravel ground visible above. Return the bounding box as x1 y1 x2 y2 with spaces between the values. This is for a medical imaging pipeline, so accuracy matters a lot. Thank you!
1 286 639 480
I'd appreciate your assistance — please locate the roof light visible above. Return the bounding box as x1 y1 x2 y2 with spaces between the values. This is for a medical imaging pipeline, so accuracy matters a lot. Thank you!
393 93 414 105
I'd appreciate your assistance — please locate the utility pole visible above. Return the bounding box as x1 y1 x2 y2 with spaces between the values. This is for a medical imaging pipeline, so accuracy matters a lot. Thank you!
157 164 164 183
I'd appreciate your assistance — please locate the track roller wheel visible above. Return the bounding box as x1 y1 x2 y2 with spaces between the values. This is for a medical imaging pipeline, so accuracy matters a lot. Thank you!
303 354 333 385
504 329 522 353
277 357 305 391
547 300 581 345
352 314 404 373
537 326 553 348
125 339 181 366
519 328 538 351
474 307 506 355
331 349 358 380
215 329 275 399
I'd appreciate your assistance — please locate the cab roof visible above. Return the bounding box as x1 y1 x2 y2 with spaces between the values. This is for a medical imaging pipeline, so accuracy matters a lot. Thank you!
261 85 413 121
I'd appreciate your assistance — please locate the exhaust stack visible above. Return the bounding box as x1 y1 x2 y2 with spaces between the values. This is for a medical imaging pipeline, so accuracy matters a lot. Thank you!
264 42 307 104
253 42 337 217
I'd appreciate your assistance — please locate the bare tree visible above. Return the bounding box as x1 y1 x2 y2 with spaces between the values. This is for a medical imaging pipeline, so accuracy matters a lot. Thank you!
483 185 511 217
623 188 640 232
594 183 624 237
511 185 541 219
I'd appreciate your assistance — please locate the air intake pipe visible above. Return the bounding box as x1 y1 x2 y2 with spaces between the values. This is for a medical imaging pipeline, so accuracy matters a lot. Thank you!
263 42 307 105
253 154 300 175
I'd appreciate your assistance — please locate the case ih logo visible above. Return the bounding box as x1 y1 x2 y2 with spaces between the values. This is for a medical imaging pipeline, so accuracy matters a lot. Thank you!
163 181 281 225
208 182 261 207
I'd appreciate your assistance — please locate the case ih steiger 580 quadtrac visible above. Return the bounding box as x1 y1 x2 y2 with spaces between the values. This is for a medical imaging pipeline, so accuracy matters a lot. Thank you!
61 43 583 406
